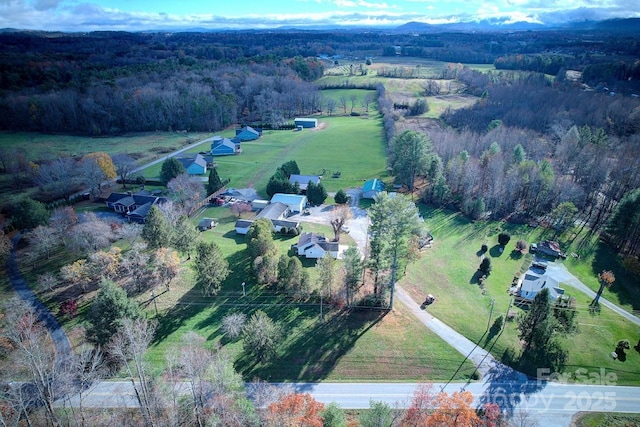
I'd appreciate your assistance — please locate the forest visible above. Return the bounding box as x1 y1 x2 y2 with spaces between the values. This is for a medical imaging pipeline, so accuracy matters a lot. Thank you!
1 27 640 257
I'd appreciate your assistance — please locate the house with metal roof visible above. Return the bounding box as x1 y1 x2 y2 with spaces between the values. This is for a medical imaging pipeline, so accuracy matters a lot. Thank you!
270 193 308 213
289 174 321 192
294 117 318 128
234 201 301 235
210 136 241 156
519 272 565 301
235 126 261 141
177 153 207 175
362 178 385 199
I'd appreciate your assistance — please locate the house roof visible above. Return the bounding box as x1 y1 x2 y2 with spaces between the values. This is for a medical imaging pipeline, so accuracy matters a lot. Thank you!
211 137 238 152
363 178 384 193
113 195 136 207
198 218 216 227
257 202 289 220
289 174 320 190
297 232 338 253
235 219 253 229
107 192 166 207
177 153 207 170
270 193 308 207
272 219 300 229
236 125 260 136
127 201 154 220
520 272 564 300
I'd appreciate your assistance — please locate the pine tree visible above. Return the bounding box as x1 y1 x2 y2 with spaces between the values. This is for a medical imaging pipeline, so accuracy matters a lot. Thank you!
141 205 172 249
192 241 229 296
86 279 142 346
207 167 224 195
160 157 186 185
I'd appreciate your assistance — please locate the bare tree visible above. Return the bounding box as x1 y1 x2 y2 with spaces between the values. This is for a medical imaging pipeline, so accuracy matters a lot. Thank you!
112 153 137 189
26 225 60 260
221 312 247 340
330 204 352 242
339 95 347 114
152 247 181 290
34 157 80 202
1 298 70 427
114 222 142 245
179 332 212 427
326 97 337 116
66 213 115 254
109 317 159 427
157 199 186 227
363 92 375 113
167 173 205 214
350 94 358 113
81 156 107 199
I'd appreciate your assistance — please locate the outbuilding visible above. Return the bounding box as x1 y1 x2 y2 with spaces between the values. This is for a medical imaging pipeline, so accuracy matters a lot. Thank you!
362 178 385 199
270 193 307 213
294 118 318 128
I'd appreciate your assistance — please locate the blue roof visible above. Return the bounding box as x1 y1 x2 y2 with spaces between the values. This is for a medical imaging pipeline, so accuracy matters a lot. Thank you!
363 179 384 193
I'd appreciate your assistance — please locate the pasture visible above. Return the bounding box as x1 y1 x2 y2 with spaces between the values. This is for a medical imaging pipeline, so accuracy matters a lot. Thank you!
401 207 640 385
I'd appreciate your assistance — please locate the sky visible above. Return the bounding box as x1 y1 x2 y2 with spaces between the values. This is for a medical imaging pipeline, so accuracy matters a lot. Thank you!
0 0 638 31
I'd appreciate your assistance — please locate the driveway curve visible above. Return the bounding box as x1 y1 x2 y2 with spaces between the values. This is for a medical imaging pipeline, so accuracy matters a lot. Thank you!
5 234 73 363
546 262 640 326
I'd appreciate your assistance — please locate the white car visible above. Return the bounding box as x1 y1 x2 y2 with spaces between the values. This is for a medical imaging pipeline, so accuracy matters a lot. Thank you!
341 226 350 233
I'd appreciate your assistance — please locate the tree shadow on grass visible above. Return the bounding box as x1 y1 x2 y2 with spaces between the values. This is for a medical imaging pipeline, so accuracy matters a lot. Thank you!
489 244 503 258
509 250 523 260
470 270 483 285
590 241 640 312
235 308 387 382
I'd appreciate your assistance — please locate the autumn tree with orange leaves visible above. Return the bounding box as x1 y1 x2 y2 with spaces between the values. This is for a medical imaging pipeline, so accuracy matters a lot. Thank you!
428 390 481 427
265 392 325 427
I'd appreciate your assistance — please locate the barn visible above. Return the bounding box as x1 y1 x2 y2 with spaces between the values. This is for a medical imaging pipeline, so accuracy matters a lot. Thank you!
294 118 318 128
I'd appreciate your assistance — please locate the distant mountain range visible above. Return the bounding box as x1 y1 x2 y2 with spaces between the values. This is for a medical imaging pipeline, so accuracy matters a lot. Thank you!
1 17 639 34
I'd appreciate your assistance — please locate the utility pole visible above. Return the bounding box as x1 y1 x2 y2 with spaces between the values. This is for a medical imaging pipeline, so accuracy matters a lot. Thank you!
320 293 324 322
241 281 246 297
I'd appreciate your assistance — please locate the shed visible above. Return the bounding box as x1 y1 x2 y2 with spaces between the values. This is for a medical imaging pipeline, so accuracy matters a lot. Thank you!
198 218 218 231
251 199 269 210
362 179 385 199
234 219 253 235
270 193 308 213
289 174 321 192
294 118 318 128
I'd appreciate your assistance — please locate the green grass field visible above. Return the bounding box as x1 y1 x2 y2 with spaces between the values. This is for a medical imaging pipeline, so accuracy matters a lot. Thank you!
141 206 477 382
401 207 640 385
0 131 211 164
572 412 640 427
140 111 389 196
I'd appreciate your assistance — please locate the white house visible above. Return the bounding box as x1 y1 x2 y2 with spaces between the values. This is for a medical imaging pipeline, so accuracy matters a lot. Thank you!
234 202 300 235
270 193 307 213
519 272 565 301
295 233 339 259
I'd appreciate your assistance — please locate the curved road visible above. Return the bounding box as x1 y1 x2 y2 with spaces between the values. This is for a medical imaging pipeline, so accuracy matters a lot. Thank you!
5 234 73 363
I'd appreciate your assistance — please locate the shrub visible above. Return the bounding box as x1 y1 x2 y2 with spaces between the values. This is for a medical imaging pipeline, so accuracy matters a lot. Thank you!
334 189 349 204
498 232 511 247
515 239 528 253
481 244 488 253
59 299 78 319
479 257 492 275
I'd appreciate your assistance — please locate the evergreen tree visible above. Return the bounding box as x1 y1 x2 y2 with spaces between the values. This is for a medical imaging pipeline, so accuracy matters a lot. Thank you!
86 279 142 346
517 288 567 370
334 189 349 204
172 215 198 256
192 241 229 296
306 181 327 205
206 167 224 195
242 310 282 363
12 198 49 230
141 205 172 249
160 157 186 185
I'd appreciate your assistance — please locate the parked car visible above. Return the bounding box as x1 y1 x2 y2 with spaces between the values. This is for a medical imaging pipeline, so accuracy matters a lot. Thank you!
530 243 537 253
342 226 350 233
532 261 548 270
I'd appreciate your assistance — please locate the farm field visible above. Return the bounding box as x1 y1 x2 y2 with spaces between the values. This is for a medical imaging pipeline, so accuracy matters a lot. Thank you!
0 131 211 164
141 109 389 196
401 207 640 385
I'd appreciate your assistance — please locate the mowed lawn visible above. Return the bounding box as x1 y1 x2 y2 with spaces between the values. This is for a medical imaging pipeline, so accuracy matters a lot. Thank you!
401 207 640 385
140 103 389 195
143 206 477 382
